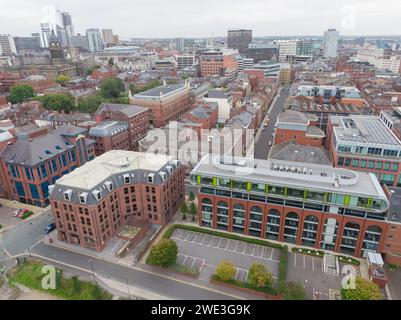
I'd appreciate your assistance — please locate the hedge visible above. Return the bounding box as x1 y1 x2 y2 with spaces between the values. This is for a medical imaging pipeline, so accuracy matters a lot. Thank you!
211 274 277 296
163 224 285 250
277 246 288 293
21 211 34 220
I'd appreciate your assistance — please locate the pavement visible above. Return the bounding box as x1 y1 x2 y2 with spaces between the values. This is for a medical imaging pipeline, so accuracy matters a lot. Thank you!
254 85 292 160
386 268 401 300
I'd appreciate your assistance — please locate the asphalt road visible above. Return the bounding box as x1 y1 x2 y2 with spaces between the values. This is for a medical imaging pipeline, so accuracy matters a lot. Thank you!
0 210 53 258
30 242 243 300
254 85 291 160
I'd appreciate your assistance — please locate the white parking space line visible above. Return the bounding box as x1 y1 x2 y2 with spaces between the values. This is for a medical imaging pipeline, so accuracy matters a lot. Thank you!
312 257 315 271
185 232 192 241
303 255 306 269
234 241 239 252
224 239 229 249
252 245 256 256
294 253 297 266
218 238 222 247
262 247 265 258
183 256 188 265
235 268 239 279
270 248 273 260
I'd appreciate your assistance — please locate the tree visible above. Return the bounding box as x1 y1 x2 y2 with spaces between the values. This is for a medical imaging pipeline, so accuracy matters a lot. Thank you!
284 282 307 300
77 94 104 113
180 201 188 220
7 84 35 104
108 57 115 66
147 239 178 268
216 261 236 282
189 191 195 202
86 64 101 75
341 277 382 300
129 79 162 95
189 202 197 216
41 93 75 113
248 263 273 288
56 74 71 86
100 77 125 99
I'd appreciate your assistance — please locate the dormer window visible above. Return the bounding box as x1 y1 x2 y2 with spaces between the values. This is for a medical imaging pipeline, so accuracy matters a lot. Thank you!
166 165 173 175
172 160 179 168
92 189 102 201
105 181 113 192
147 173 155 183
79 192 88 204
123 174 130 184
64 189 72 201
159 171 167 181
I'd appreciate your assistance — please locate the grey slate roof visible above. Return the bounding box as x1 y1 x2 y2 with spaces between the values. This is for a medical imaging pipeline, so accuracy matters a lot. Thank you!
96 103 148 118
133 82 186 98
89 121 129 138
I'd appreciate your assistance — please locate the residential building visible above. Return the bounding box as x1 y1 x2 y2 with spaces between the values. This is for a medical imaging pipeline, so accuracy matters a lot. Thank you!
88 121 130 156
49 151 185 251
322 29 340 58
227 29 252 54
0 34 17 55
190 154 397 262
86 28 103 53
0 125 96 207
130 82 190 128
327 115 401 187
95 103 150 150
296 85 365 106
274 110 325 147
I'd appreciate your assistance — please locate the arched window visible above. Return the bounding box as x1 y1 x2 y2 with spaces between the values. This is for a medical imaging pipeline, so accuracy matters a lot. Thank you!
266 209 281 240
362 225 382 257
201 198 213 227
284 212 299 244
232 203 245 234
340 222 360 255
216 201 229 231
249 206 263 237
301 215 319 247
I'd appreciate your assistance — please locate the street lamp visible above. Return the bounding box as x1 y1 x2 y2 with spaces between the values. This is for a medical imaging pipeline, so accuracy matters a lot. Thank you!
89 259 95 283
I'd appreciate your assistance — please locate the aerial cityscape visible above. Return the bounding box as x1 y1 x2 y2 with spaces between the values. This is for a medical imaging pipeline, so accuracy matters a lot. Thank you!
0 0 401 308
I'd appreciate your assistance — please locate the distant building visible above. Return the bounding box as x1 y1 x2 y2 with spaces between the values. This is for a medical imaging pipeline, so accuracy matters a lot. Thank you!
59 11 74 41
13 36 41 53
244 44 279 63
175 38 185 53
322 28 340 58
273 40 298 62
177 55 195 69
130 82 190 128
0 125 96 207
70 34 90 51
227 29 252 54
0 34 17 55
102 29 114 46
49 151 185 251
296 85 365 106
86 28 103 52
199 50 224 77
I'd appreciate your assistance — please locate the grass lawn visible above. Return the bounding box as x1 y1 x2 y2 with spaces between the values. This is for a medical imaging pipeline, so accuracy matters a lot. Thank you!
8 260 112 300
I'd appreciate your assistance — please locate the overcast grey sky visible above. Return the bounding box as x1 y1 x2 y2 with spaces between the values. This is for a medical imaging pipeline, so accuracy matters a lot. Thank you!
0 0 400 39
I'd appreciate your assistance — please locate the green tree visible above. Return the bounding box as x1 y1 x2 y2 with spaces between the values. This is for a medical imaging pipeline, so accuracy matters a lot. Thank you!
56 74 71 86
341 277 382 300
147 239 178 268
129 79 162 95
77 94 104 113
180 201 188 220
7 84 36 104
108 57 114 66
189 191 195 202
284 282 307 300
216 261 236 282
189 202 197 216
41 93 75 113
86 64 101 75
100 77 125 99
248 263 273 288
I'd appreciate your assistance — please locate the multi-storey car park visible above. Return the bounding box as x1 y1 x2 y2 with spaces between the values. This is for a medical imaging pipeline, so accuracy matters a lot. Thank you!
189 154 401 264
49 150 185 251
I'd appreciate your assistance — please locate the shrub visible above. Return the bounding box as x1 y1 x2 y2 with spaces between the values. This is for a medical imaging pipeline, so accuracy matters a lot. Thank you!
248 263 273 288
21 211 34 220
284 282 307 300
341 277 382 300
147 239 178 268
215 261 236 282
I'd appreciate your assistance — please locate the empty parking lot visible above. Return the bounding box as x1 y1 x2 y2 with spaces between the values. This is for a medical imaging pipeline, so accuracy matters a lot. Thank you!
170 228 281 282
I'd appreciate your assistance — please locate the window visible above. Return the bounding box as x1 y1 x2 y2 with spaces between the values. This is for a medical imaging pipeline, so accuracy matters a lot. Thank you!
352 159 359 168
392 163 399 172
375 161 383 170
338 145 351 152
344 158 351 166
368 147 382 155
368 160 375 169
360 160 367 168
338 157 344 165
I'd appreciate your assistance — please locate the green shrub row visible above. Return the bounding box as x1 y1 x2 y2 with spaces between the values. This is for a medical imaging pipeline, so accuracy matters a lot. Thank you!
211 274 277 296
292 246 360 266
163 224 285 250
21 211 34 220
277 246 288 293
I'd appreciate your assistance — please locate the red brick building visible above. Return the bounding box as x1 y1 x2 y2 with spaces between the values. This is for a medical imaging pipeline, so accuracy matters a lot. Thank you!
0 125 96 206
199 50 224 77
49 151 185 251
95 103 150 150
88 121 130 156
91 67 119 80
190 155 401 264
180 101 219 134
274 110 325 147
130 82 190 128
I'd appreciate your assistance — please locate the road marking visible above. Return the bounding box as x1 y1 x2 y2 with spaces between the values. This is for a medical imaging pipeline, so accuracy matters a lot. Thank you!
262 247 265 258
224 239 229 250
217 238 222 248
270 248 273 260
312 257 315 271
294 253 297 266
303 255 306 269
185 232 192 241
183 256 188 265
234 241 239 252
252 245 256 256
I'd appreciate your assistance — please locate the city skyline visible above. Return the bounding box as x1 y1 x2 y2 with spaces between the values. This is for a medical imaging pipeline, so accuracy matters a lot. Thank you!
0 0 400 39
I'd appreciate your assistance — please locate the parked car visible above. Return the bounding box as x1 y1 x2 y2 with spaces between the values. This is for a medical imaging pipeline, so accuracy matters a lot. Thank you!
13 209 23 217
15 209 28 218
44 223 56 234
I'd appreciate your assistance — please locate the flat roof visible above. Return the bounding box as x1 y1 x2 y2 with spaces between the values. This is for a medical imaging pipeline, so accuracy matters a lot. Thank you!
133 82 187 98
191 155 389 201
332 115 401 146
